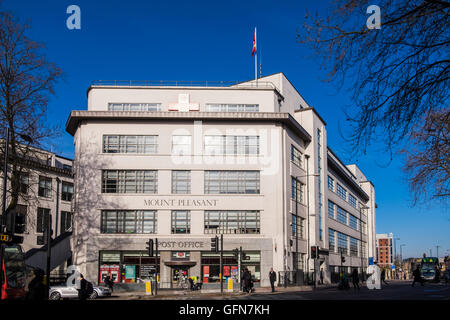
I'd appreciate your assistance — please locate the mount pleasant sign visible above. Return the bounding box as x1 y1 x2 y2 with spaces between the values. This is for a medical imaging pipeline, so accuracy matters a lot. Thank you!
143 198 218 208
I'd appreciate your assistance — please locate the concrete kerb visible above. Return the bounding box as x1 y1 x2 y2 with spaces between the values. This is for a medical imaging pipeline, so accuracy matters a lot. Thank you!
109 285 316 300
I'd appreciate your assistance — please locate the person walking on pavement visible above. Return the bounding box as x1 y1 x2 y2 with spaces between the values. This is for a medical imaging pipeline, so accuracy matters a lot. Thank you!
27 268 46 300
412 266 424 287
381 269 389 286
241 268 251 293
77 274 93 300
320 268 324 285
269 268 276 292
351 269 360 291
104 275 114 292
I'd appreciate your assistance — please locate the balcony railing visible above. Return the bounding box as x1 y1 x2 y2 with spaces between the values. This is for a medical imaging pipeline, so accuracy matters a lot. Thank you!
90 80 277 89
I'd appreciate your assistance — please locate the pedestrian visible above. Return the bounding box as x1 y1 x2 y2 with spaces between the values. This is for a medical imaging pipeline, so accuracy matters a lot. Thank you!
27 268 46 300
77 274 93 300
269 267 276 292
320 268 324 285
188 277 194 291
248 271 254 293
351 269 360 291
381 269 389 286
403 273 406 281
412 266 423 287
241 268 250 293
104 275 114 292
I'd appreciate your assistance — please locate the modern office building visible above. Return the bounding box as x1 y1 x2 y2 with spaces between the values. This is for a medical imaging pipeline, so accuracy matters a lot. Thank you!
65 73 376 288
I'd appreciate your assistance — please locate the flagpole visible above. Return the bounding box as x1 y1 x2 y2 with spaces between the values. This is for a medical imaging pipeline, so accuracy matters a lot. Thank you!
255 27 258 87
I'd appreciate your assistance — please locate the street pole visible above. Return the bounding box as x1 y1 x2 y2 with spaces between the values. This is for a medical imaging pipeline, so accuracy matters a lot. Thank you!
0 127 9 292
436 245 440 258
220 234 223 294
45 213 52 298
155 238 158 296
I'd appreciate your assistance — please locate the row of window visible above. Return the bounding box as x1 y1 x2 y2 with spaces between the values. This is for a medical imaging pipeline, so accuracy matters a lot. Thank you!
328 200 366 233
100 210 261 234
20 174 73 201
327 176 358 209
328 228 366 257
107 103 259 113
35 207 73 233
102 135 261 156
102 170 260 194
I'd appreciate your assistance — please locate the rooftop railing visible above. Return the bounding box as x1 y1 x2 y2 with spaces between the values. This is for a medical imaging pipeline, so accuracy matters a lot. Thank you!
90 80 277 89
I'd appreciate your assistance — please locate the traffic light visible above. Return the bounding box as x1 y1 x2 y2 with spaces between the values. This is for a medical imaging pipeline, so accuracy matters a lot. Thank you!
311 246 318 259
241 251 246 261
341 255 346 264
233 248 239 260
146 239 154 257
211 236 219 253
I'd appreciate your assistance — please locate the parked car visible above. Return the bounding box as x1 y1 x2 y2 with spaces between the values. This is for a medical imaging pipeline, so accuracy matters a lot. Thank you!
49 285 111 300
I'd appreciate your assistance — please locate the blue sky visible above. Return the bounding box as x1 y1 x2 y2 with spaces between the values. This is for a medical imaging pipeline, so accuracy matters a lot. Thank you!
3 0 448 258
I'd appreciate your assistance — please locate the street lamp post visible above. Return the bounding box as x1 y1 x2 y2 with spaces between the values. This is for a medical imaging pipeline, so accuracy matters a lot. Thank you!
394 237 400 279
294 155 319 287
400 244 406 279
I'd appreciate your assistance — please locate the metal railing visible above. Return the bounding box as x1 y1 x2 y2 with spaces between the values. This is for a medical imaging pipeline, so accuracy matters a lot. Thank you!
277 271 315 287
90 80 277 89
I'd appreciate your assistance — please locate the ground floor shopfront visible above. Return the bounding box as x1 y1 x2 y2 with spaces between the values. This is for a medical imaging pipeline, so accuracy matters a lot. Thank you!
88 237 274 288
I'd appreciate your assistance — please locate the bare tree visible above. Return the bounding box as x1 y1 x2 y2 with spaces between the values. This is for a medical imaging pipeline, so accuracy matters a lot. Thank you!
402 110 449 204
299 0 449 203
0 8 62 219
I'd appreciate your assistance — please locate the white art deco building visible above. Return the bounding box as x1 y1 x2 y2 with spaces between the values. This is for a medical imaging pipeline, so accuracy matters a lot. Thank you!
65 73 376 288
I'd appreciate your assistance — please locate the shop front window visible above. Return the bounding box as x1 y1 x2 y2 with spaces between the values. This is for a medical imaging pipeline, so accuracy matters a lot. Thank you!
201 251 261 284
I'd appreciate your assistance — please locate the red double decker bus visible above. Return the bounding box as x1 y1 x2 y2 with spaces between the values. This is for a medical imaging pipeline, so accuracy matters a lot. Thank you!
1 244 27 300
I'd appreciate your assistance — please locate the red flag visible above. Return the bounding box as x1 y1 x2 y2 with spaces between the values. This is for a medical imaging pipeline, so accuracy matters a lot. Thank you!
252 28 257 56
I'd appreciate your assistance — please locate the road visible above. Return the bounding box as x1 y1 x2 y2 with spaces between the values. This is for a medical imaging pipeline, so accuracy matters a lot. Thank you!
220 280 450 300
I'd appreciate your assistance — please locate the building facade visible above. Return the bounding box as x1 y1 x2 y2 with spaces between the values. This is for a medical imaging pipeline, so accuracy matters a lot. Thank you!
66 73 376 287
0 146 74 253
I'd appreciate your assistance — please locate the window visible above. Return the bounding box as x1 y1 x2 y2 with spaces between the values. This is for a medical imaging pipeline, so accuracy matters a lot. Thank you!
171 211 190 234
172 135 191 155
291 145 303 168
328 201 335 219
102 170 157 194
205 104 259 112
291 177 304 204
292 215 305 239
349 194 357 208
350 237 358 256
328 176 334 191
172 171 191 194
329 229 335 252
108 103 161 111
337 232 348 254
204 211 260 234
60 211 73 232
19 173 29 194
101 210 157 234
61 182 74 201
204 171 260 194
204 136 259 155
36 208 50 233
103 135 158 154
336 183 347 200
337 206 348 225
15 204 27 233
38 176 52 198
349 214 358 230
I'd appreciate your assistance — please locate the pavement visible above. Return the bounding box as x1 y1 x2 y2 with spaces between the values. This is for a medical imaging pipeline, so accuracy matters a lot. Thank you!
103 280 450 300
105 283 334 300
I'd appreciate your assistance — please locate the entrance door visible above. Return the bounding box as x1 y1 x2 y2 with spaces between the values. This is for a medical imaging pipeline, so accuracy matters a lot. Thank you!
172 267 189 289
